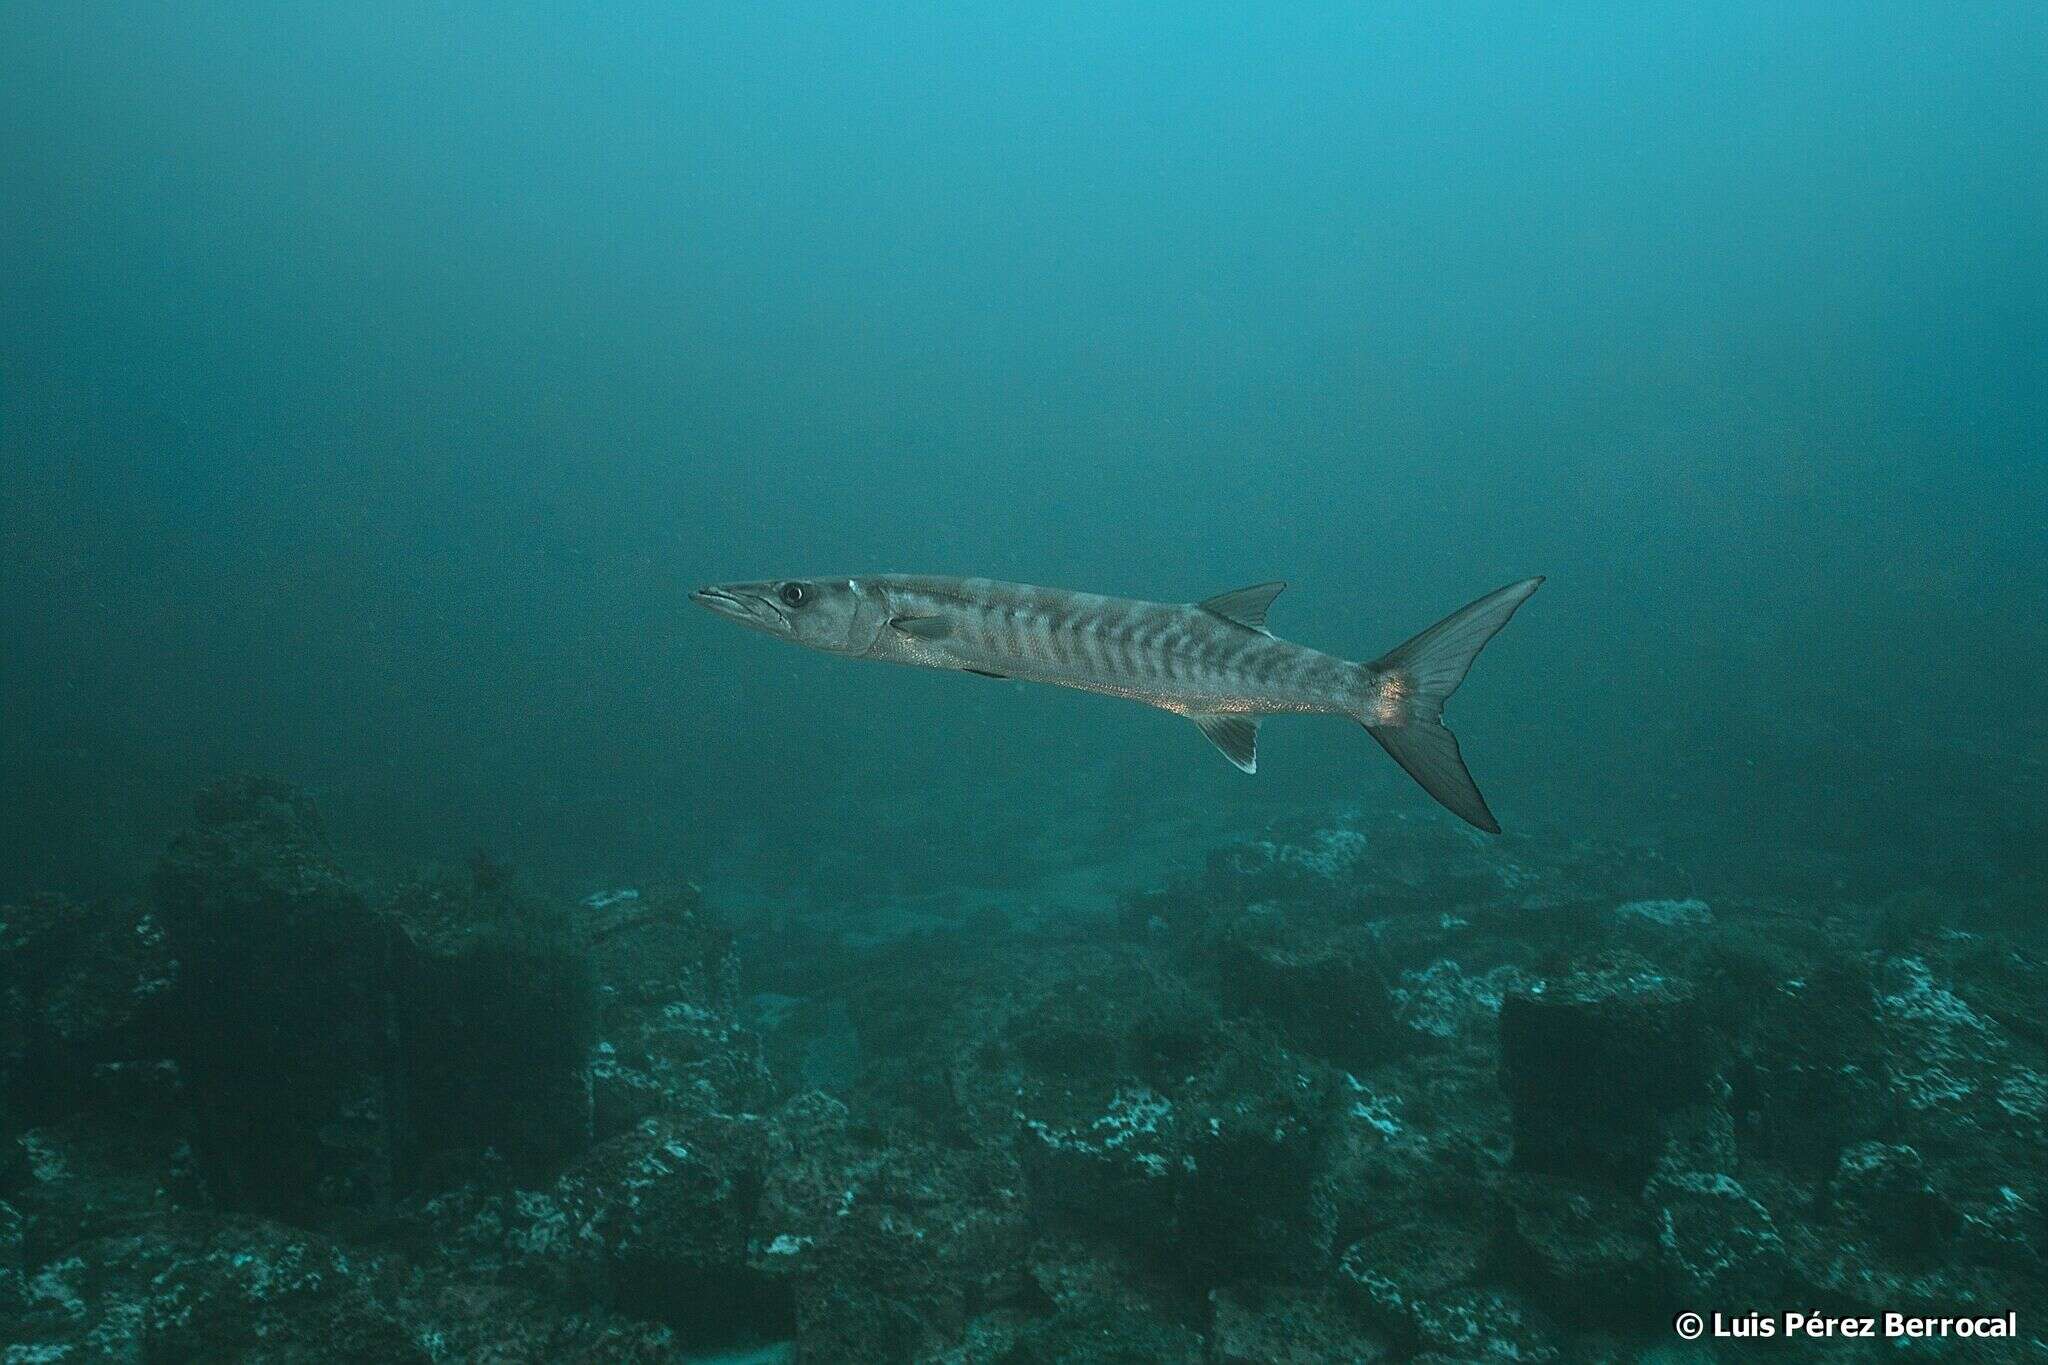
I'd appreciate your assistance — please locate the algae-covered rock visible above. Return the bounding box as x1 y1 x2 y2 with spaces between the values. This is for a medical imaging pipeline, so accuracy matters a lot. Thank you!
1769 1135 2034 1334
1823 1141 1957 1261
0 1196 23 1317
747 1089 872 1279
1204 822 1375 903
1207 1282 1388 1363
792 1192 959 1364
1005 1237 1207 1365
402 1280 690 1363
1019 1085 1188 1241
7 1115 205 1272
1406 1287 1560 1363
1388 958 1528 1045
1171 1029 1336 1282
782 1125 1031 1365
992 1297 1207 1364
12 778 2045 1365
1874 953 2020 1133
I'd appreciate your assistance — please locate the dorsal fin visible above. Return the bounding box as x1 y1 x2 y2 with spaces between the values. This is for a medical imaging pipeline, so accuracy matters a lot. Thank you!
1190 714 1261 773
1197 581 1286 633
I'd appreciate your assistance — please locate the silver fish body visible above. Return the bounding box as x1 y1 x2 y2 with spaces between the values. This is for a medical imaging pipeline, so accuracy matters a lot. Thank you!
860 577 1354 717
692 573 1542 831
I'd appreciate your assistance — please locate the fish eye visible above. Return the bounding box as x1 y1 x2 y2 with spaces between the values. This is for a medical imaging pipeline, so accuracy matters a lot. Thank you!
778 582 808 607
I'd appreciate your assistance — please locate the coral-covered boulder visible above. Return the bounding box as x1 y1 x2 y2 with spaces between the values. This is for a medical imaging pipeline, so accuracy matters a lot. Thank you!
553 1110 789 1349
1336 1210 1490 1351
1204 820 1375 905
1007 1237 1207 1364
1644 1165 1786 1313
993 1297 1207 1364
791 1191 960 1364
401 1281 687 1363
580 883 774 1139
0 1196 25 1317
746 1089 880 1282
1171 1030 1336 1281
7 1213 425 1362
998 956 1335 1283
0 895 180 1137
7 1115 205 1272
1405 1288 1561 1363
784 1123 1030 1363
874 943 1344 1312
1822 1140 1958 1261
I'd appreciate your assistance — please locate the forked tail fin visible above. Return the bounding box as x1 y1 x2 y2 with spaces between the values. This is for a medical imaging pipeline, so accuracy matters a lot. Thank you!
1357 577 1543 833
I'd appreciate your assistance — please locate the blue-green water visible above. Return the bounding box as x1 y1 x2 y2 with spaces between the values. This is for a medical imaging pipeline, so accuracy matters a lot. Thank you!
2 5 2042 1361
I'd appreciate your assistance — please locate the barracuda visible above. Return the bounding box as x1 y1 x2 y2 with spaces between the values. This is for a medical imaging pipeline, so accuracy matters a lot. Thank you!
692 573 1542 832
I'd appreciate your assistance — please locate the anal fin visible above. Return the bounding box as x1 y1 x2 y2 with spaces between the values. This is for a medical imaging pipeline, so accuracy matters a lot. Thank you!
1190 714 1260 773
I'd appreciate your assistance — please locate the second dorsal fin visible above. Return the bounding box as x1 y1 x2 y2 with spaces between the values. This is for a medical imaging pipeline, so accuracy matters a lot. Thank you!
1197 581 1286 633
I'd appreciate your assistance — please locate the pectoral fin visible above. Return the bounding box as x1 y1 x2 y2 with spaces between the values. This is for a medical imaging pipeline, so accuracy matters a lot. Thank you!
889 615 951 640
963 668 1008 679
1190 714 1260 773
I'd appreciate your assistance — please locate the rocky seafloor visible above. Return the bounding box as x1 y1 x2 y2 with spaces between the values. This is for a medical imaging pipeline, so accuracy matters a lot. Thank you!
4 775 2044 1361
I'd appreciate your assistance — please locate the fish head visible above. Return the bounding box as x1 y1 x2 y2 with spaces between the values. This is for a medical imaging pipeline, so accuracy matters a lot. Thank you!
691 577 888 655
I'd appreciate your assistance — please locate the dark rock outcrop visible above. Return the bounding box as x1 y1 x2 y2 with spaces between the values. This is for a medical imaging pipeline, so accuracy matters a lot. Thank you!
384 859 597 1187
151 775 406 1214
1498 951 1709 1184
1727 961 1891 1174
1213 919 1404 1073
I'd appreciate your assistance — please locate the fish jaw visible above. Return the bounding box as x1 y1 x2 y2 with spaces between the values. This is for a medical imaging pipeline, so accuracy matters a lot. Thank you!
690 585 791 637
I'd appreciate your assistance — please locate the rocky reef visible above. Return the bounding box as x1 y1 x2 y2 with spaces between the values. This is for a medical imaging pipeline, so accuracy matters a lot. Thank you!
4 780 2044 1360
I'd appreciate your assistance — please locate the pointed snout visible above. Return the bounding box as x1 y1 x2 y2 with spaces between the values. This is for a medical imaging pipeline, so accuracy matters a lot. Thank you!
691 582 785 632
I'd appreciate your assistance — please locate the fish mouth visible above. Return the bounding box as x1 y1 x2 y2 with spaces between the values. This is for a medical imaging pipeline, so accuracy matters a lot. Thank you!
691 586 788 631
